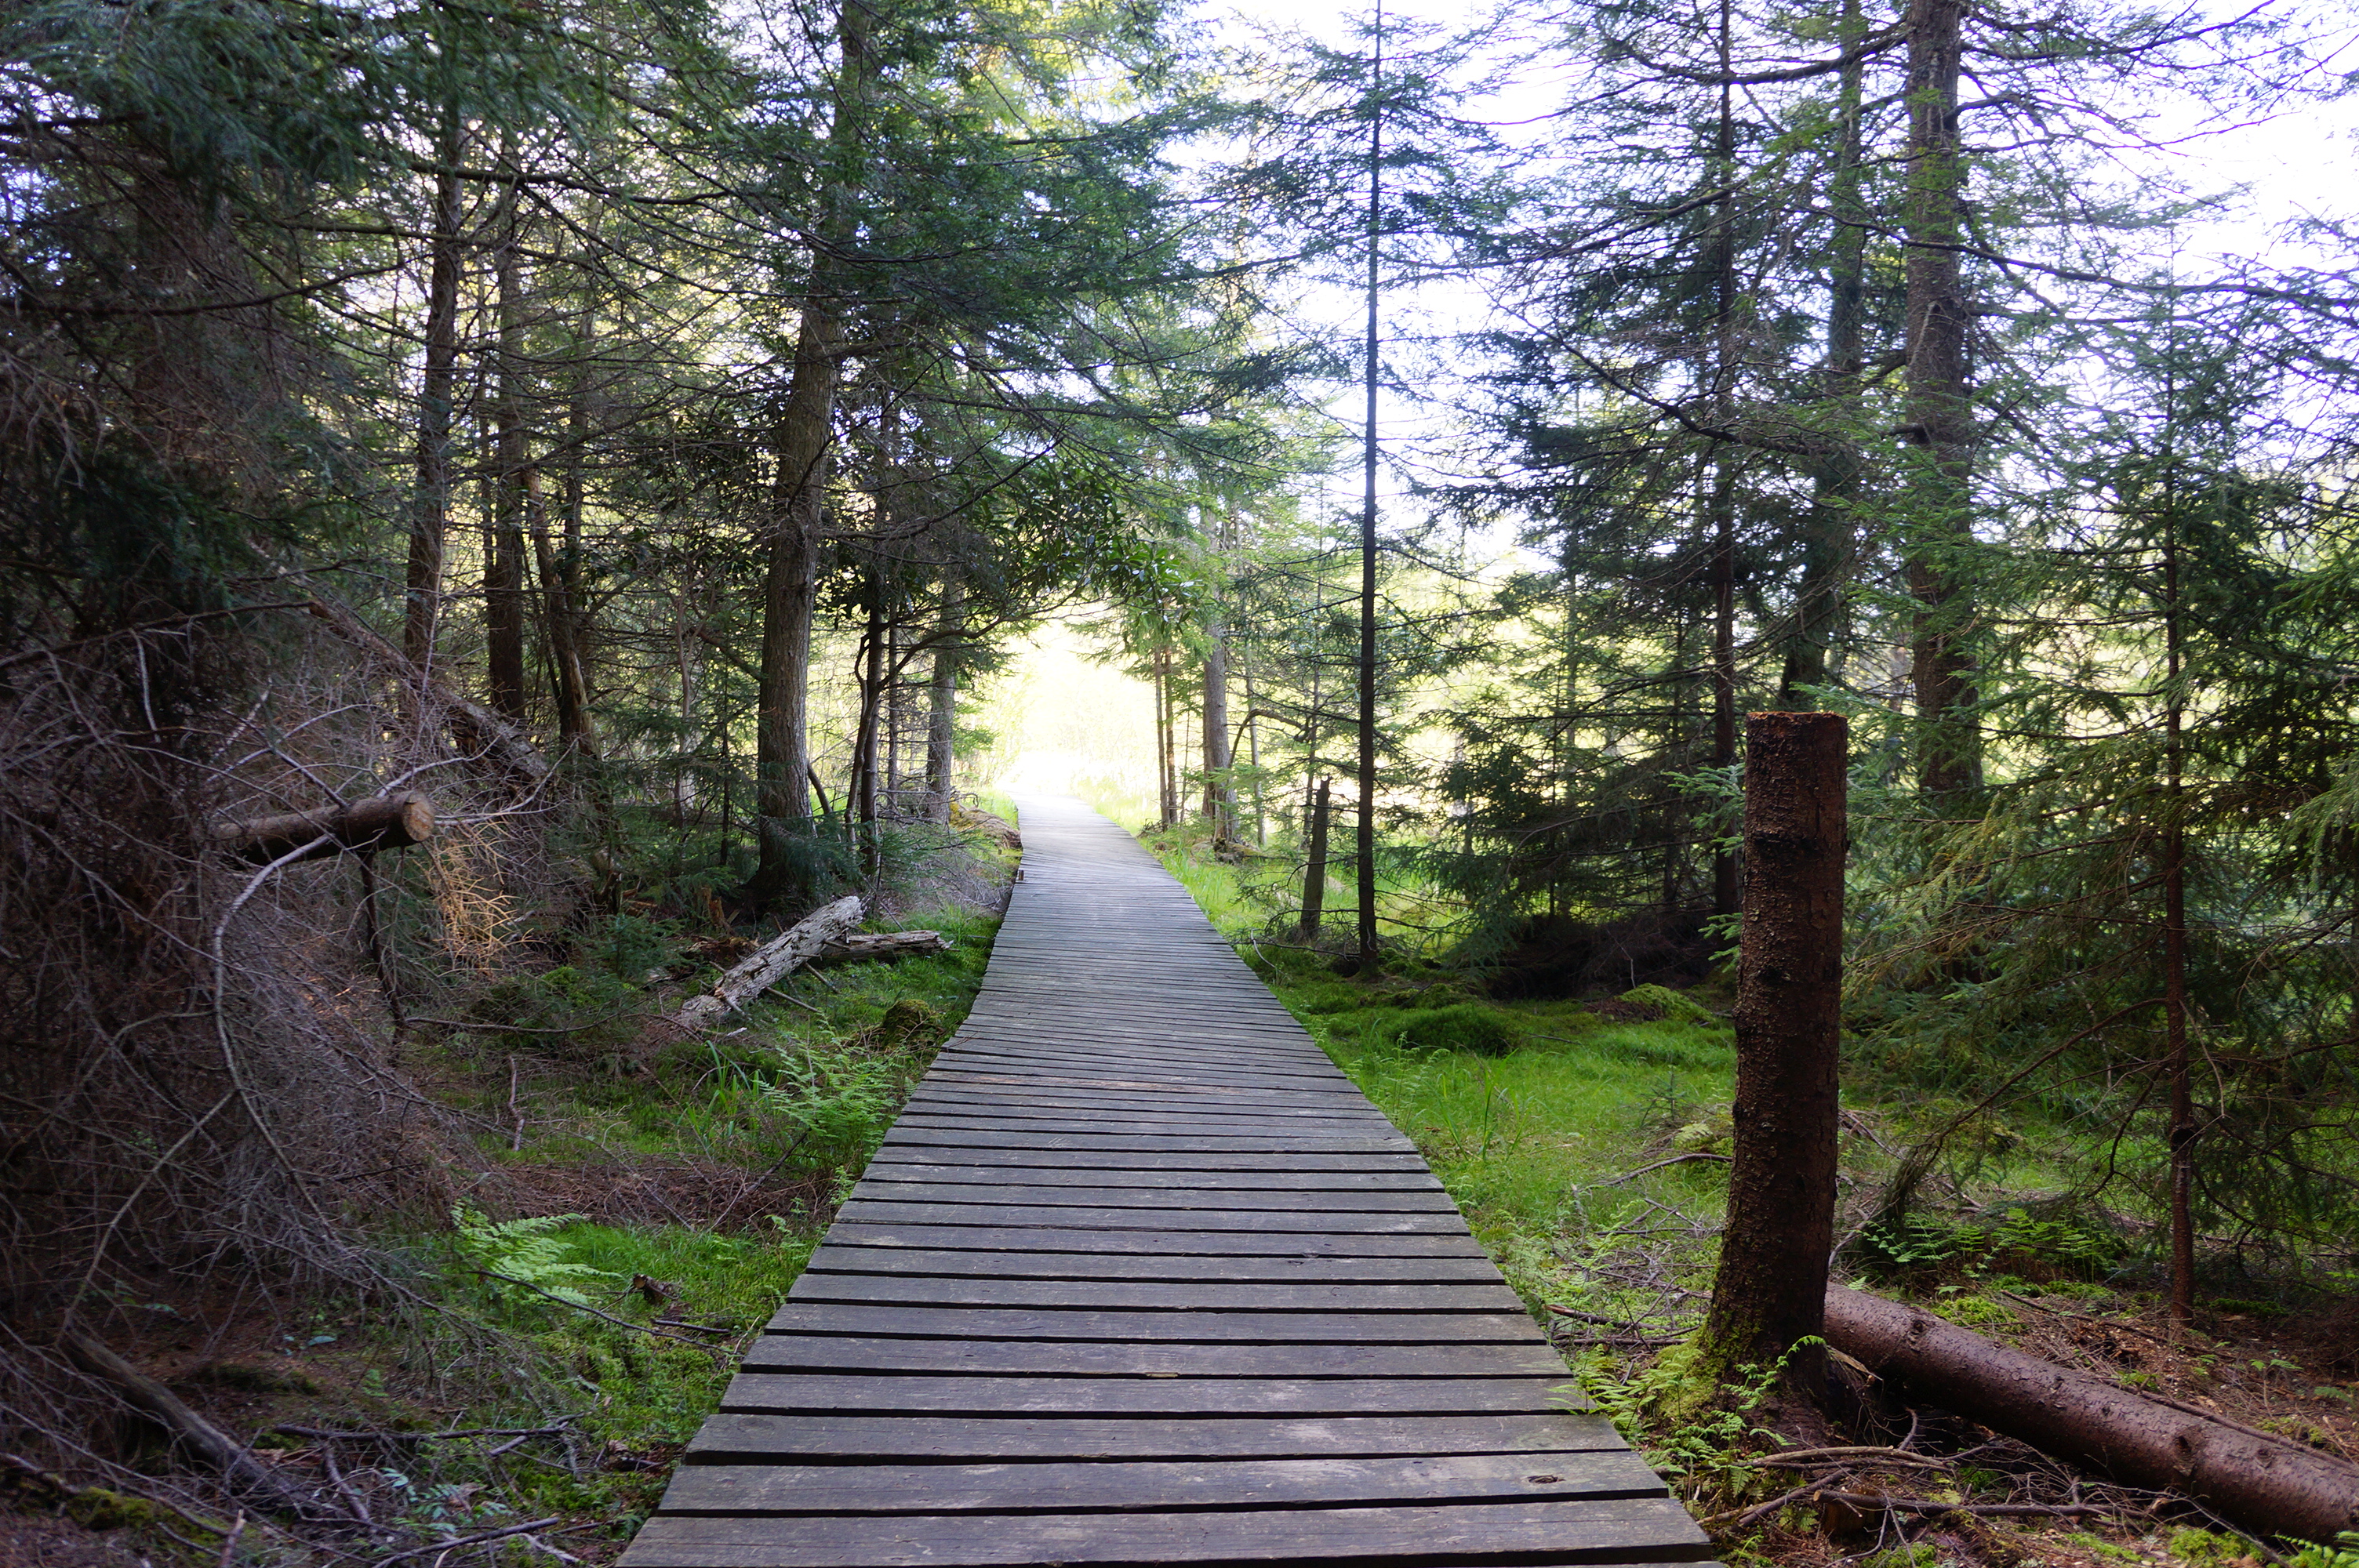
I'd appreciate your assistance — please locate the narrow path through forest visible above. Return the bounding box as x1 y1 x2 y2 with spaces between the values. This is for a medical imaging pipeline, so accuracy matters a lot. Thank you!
619 794 1715 1567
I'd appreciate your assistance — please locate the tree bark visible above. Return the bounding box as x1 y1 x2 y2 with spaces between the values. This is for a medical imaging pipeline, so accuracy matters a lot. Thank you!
527 469 597 758
486 177 529 724
856 568 886 826
2164 479 2195 1327
1698 711 1847 1392
404 130 464 673
1823 1286 2359 1543
754 0 871 885
1707 0 1739 925
925 572 965 822
812 929 953 966
1357 24 1383 965
1903 0 1981 803
1202 608 1232 837
673 895 865 1034
216 793 434 864
1299 776 1332 939
1780 0 1866 704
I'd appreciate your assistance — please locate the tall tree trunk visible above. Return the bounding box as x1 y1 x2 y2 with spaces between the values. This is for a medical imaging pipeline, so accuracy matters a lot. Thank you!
1903 0 1981 803
1707 0 1739 924
1154 648 1175 829
1710 463 1739 921
1299 777 1332 939
1241 659 1266 844
1202 609 1232 838
856 568 885 827
1780 0 1866 704
405 129 463 671
753 0 870 889
527 470 597 759
925 572 964 822
2163 454 2195 1328
1697 711 1848 1396
487 180 529 724
1356 9 1384 964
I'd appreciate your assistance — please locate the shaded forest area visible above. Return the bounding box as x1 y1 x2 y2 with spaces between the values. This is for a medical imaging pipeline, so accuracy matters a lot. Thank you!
4 0 2359 1559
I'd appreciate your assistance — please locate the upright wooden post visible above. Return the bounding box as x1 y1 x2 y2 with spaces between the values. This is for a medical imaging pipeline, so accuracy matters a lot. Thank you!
1697 711 1847 1394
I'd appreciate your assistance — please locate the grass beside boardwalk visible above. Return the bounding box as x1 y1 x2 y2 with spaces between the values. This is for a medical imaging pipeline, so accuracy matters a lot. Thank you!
1129 821 2359 1568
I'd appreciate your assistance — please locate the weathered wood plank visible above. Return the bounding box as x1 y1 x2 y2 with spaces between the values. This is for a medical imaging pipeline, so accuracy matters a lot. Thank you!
801 1247 1507 1283
658 1450 1664 1515
684 1411 1624 1463
841 1183 1459 1213
781 1277 1529 1313
821 1223 1482 1257
863 1148 1431 1172
853 1163 1444 1192
620 1499 1714 1567
741 1338 1568 1379
834 1201 1467 1233
758 1305 1553 1343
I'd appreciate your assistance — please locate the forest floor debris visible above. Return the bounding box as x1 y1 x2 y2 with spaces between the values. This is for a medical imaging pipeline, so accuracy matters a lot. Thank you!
2 826 1014 1568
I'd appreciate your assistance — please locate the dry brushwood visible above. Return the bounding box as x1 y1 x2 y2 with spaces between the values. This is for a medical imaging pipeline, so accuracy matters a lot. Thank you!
1824 1284 2359 1541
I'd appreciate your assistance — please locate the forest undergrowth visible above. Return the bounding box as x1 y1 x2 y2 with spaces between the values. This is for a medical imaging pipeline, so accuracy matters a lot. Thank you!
1133 820 2359 1568
1 812 1015 1568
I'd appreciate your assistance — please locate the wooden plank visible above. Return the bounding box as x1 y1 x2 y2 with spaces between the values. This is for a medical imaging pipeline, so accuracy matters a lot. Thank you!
852 1163 1444 1192
621 1499 1714 1567
658 1450 1663 1515
879 1130 1412 1153
861 1148 1431 1172
782 1277 1528 1312
841 1184 1458 1213
760 1305 1552 1343
718 1372 1572 1417
685 1411 1623 1463
741 1337 1568 1379
834 1202 1467 1234
892 1114 1400 1138
801 1247 1507 1284
821 1224 1484 1258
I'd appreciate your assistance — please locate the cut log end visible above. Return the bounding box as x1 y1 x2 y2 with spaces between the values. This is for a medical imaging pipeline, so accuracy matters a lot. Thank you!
215 792 436 865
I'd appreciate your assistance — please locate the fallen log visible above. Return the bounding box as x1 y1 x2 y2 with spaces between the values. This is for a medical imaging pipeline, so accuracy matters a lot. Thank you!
214 792 434 864
62 1330 315 1515
672 896 864 1035
812 930 951 966
1823 1283 2359 1543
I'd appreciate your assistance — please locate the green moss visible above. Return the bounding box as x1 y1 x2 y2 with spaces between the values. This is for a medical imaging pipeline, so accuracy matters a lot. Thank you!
1372 1004 1526 1057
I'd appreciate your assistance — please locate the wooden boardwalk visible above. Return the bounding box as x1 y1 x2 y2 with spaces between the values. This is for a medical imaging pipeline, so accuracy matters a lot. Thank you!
621 796 1715 1568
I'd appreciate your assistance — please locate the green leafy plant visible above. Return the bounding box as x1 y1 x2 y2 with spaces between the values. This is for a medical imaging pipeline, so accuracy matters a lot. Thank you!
763 1051 902 1160
450 1207 618 1307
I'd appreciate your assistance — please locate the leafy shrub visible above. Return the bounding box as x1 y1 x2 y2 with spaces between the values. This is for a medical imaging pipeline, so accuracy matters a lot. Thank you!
763 1051 903 1160
450 1207 617 1306
463 965 640 1058
1373 1004 1525 1057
